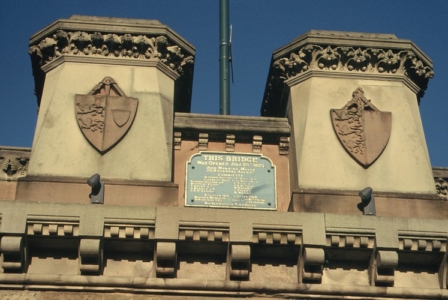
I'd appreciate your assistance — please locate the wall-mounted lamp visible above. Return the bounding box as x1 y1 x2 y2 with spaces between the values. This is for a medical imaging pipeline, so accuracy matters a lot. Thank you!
87 173 104 204
358 187 375 216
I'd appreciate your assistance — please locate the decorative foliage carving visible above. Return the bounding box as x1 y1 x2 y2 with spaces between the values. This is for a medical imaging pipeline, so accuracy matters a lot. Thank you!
435 178 448 199
263 42 434 116
0 155 29 180
272 45 433 84
29 30 193 76
29 29 194 111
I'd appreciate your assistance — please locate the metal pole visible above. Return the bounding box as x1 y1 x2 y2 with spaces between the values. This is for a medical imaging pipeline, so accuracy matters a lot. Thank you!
219 0 230 115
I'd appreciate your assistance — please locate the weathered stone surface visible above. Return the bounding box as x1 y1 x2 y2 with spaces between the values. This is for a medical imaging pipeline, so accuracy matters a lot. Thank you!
262 30 433 117
286 73 435 193
44 292 102 300
0 290 42 300
0 146 30 182
29 15 195 112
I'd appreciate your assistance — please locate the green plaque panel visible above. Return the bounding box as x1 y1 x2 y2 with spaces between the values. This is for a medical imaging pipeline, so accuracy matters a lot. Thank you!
185 152 276 210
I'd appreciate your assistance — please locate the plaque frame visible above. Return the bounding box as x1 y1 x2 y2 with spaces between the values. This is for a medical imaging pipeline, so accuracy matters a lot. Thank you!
185 151 277 210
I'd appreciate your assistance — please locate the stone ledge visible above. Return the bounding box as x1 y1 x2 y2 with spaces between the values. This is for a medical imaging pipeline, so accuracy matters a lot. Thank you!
0 275 447 299
174 113 290 143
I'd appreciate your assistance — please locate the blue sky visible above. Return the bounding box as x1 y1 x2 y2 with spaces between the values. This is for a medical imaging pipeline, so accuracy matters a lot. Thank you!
1 1 447 166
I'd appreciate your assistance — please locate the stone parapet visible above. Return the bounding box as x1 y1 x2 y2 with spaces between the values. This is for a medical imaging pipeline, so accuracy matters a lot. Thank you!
25 16 193 182
29 15 195 112
0 201 447 298
265 30 436 194
174 113 290 144
262 30 433 117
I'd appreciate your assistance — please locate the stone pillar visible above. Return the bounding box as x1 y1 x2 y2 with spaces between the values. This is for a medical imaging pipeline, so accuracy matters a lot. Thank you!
262 31 435 196
27 16 194 182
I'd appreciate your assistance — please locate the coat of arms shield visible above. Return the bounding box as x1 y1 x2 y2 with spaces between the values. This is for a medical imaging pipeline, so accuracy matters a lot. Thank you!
75 77 138 154
330 88 391 168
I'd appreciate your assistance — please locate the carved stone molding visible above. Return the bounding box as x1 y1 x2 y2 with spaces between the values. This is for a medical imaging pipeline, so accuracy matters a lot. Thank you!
252 227 301 245
29 16 195 112
227 244 251 280
279 137 290 155
155 242 177 277
79 238 102 274
0 156 29 181
369 250 398 286
226 134 235 152
299 247 325 283
398 236 446 252
173 132 182 150
262 31 434 117
0 147 31 181
435 178 448 199
326 232 374 249
27 220 79 237
252 135 262 153
29 31 193 74
103 223 155 239
0 236 27 272
179 224 230 242
198 133 209 151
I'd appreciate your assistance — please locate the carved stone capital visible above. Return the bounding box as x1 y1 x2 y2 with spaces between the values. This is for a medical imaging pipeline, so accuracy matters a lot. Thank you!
29 16 195 112
262 30 434 117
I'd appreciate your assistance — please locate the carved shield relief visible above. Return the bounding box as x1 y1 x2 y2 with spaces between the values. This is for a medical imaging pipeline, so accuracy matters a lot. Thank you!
330 88 391 168
75 77 138 154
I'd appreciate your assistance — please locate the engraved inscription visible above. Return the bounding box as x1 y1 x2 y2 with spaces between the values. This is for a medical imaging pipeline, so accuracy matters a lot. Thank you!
185 152 276 210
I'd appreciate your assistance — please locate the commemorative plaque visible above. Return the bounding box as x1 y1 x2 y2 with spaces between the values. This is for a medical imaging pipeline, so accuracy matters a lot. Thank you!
185 152 276 210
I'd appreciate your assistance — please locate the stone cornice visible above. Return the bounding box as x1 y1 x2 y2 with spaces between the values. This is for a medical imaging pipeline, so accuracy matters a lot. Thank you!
41 56 180 81
29 15 195 112
174 113 290 145
261 30 434 117
0 200 447 296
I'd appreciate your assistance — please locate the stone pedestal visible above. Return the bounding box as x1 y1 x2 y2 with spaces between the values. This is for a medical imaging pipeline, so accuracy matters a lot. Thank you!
20 16 194 204
262 30 435 195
